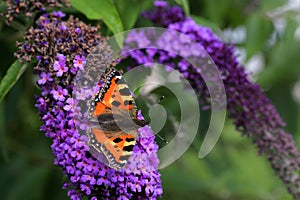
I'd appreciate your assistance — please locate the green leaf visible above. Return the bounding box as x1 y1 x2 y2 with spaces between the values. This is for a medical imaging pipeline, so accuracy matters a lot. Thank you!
0 60 27 104
204 0 231 26
0 1 6 13
245 14 273 59
70 0 123 36
282 18 298 42
261 0 286 11
191 15 221 33
257 40 300 87
175 0 190 16
114 0 152 30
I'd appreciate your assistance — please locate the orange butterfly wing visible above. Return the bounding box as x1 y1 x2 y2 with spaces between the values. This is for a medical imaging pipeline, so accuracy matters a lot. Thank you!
87 68 147 169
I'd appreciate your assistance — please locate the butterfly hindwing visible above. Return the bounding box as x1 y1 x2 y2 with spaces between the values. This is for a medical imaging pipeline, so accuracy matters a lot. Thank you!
89 128 136 169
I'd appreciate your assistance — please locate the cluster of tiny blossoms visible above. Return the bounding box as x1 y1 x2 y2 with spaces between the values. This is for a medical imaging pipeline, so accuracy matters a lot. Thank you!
1 0 70 23
124 1 300 198
16 12 162 199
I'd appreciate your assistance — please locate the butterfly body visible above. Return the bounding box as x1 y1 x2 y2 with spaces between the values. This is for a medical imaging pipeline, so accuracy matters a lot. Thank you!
87 68 147 169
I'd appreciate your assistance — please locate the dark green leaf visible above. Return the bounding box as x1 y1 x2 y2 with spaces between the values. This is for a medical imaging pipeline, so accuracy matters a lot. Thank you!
0 60 27 104
114 0 152 30
175 0 190 16
191 15 221 32
257 40 300 87
0 1 6 13
70 0 123 35
204 0 231 26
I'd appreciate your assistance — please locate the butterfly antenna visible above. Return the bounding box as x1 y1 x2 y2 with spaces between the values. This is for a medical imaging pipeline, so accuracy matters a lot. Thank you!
156 133 169 144
156 96 165 104
152 96 168 143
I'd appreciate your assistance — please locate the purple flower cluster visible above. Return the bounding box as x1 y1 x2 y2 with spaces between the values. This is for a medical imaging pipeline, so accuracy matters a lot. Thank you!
142 0 185 27
1 0 69 23
17 12 162 200
124 1 300 198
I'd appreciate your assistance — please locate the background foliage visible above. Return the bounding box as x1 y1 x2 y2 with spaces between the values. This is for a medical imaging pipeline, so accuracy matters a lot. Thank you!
0 0 299 199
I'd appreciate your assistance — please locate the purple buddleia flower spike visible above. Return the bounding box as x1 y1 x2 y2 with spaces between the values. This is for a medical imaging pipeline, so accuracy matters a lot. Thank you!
124 1 300 198
16 12 162 200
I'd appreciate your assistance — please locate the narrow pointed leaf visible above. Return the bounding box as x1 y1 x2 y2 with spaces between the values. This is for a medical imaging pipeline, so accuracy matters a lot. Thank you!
0 60 27 104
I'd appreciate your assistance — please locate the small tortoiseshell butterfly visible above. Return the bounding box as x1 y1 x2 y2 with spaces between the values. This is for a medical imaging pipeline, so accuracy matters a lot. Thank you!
87 68 148 170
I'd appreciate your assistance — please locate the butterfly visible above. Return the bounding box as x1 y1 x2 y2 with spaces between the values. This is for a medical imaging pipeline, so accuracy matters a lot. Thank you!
87 68 148 170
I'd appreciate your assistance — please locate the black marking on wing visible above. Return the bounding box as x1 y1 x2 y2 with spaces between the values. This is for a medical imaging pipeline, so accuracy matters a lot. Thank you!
111 101 121 107
97 113 114 122
119 88 131 96
123 145 134 152
116 78 126 84
120 155 130 161
113 137 123 143
124 100 133 106
126 137 135 142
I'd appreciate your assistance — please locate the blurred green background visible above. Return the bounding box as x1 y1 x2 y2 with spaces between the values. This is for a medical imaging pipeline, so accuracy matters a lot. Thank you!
0 0 300 199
